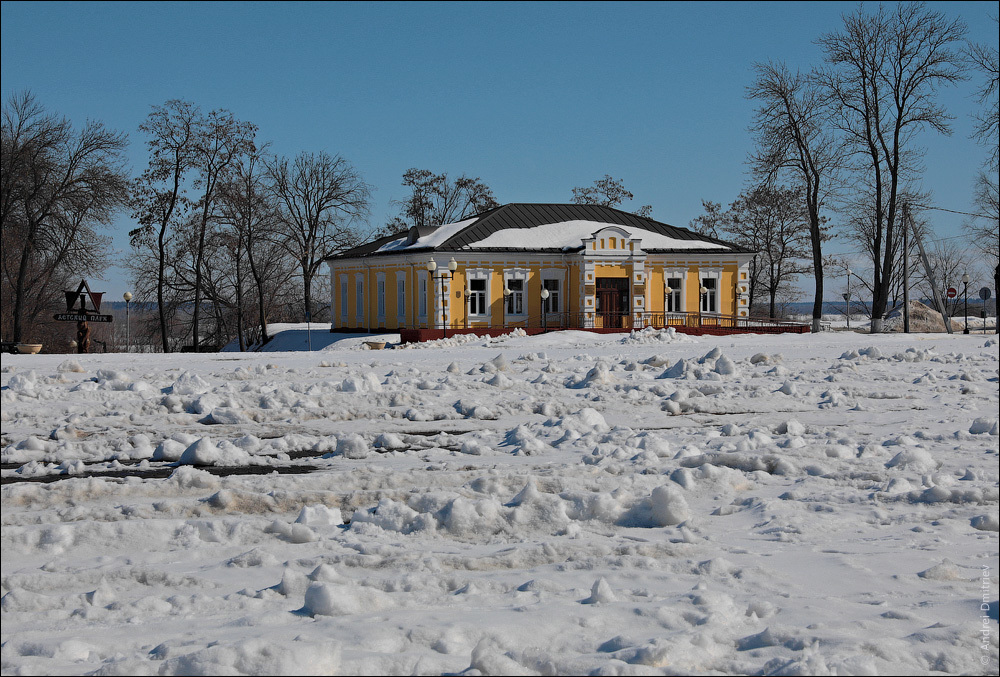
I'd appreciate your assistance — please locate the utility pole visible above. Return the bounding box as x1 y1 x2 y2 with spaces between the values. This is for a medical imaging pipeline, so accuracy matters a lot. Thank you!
902 205 910 334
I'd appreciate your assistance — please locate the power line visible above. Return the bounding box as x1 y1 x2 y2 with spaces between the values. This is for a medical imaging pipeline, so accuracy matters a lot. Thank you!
909 203 994 220
827 232 985 260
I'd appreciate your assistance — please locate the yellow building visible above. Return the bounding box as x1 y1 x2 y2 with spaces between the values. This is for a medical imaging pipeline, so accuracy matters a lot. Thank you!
326 203 762 340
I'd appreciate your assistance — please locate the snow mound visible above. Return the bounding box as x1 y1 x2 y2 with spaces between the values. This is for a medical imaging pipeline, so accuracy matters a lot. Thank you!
882 300 953 333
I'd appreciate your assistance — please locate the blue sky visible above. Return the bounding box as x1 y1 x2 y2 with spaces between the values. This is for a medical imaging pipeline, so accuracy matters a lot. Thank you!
2 1 997 301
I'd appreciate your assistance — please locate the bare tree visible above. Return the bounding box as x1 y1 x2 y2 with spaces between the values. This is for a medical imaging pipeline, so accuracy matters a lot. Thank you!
129 100 199 352
388 168 500 232
188 110 257 349
815 3 967 332
1 91 128 343
748 62 840 332
217 145 295 349
687 200 724 239
967 17 999 172
966 172 999 296
268 151 372 320
917 236 974 315
690 186 812 317
965 17 999 299
571 175 652 217
731 185 813 318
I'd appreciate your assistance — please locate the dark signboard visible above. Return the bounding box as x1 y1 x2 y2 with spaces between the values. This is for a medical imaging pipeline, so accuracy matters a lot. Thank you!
54 313 113 323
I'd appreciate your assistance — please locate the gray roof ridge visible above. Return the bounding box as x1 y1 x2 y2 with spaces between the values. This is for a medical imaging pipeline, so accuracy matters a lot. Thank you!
327 203 749 259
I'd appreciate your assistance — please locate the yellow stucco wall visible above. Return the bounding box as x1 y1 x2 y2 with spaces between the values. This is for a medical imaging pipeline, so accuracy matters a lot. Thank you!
329 255 747 329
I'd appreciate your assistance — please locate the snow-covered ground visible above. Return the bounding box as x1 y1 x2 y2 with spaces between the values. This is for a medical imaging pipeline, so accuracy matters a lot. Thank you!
2 327 998 676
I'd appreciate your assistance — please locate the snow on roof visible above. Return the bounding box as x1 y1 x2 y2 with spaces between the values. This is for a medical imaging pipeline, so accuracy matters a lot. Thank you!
467 220 731 251
375 217 479 253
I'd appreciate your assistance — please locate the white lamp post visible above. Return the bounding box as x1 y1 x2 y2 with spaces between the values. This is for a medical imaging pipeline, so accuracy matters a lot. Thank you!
123 292 132 353
698 286 709 327
427 258 459 333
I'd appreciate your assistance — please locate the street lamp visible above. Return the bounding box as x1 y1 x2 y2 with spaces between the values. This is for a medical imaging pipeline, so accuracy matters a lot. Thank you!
426 258 458 334
123 292 132 353
842 292 851 330
540 287 550 333
962 273 970 334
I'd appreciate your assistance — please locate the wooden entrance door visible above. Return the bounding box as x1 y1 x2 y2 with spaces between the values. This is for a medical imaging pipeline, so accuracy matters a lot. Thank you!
596 277 629 328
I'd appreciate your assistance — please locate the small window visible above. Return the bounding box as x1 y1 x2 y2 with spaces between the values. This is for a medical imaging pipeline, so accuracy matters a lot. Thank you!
701 278 717 313
340 278 348 319
418 277 427 317
355 279 364 322
542 278 560 314
377 278 386 318
396 279 405 319
468 278 487 316
666 278 682 312
505 278 524 315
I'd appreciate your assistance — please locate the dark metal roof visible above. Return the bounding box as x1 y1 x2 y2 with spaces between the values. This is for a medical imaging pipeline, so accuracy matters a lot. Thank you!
327 203 751 260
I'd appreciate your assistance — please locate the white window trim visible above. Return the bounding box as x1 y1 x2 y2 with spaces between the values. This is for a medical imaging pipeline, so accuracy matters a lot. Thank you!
663 268 686 313
417 271 428 318
339 274 348 320
503 268 529 317
395 271 406 321
700 268 722 314
355 275 364 324
466 268 492 318
376 273 386 320
541 268 564 314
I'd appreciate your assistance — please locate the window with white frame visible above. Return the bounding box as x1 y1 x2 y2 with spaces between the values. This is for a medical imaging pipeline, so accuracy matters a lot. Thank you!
665 277 682 312
505 278 524 315
701 277 718 313
377 275 386 319
355 277 364 323
396 277 405 320
418 274 427 318
339 276 348 320
542 278 560 314
468 278 488 316
504 269 528 316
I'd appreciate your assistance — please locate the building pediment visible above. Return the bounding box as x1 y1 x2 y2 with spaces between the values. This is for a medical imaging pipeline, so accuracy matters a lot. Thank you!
582 226 642 256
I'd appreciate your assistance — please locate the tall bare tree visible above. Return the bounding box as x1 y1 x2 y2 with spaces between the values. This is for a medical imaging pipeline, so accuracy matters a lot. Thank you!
188 110 257 349
965 17 999 299
217 145 294 349
690 186 812 317
748 62 840 332
388 168 500 232
2 91 128 343
731 185 813 318
571 175 652 217
815 3 967 332
268 151 371 320
129 100 199 352
967 17 999 173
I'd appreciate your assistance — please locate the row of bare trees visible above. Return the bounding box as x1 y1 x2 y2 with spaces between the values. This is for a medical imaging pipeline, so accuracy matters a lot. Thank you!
1 94 375 351
1 92 129 345
127 100 372 352
693 3 997 331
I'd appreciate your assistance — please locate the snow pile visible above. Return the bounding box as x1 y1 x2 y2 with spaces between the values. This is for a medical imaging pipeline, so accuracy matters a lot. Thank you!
1 328 997 676
882 300 954 333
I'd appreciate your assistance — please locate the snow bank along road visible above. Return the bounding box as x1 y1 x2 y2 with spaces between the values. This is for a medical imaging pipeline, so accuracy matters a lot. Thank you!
2 328 998 675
